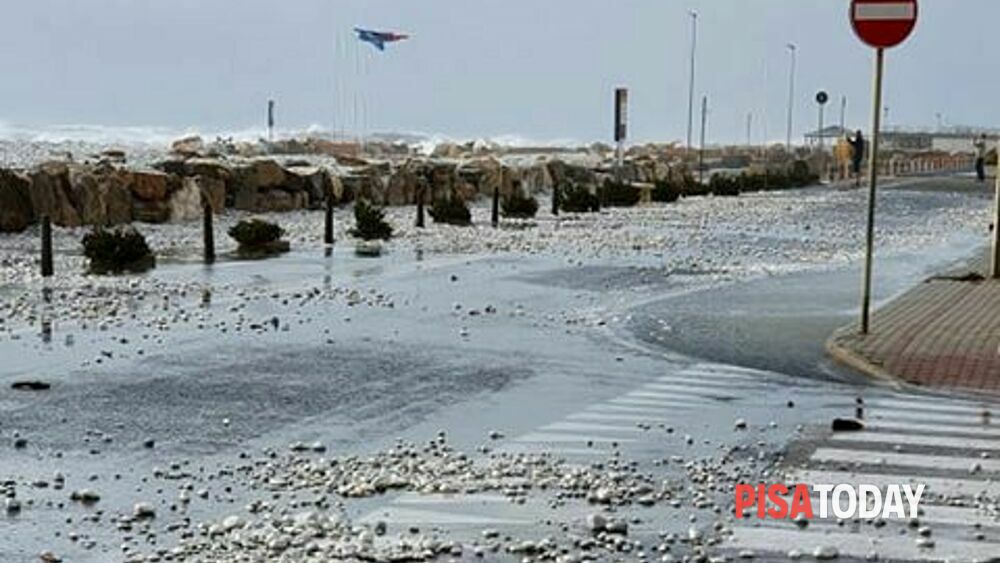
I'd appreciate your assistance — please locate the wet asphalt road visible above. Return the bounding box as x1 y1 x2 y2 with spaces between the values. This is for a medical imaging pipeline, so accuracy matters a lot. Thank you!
1 177 997 562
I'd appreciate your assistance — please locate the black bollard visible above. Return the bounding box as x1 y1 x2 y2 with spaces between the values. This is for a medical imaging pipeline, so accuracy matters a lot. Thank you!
324 195 335 245
40 215 53 277
552 184 560 216
491 187 500 228
202 201 215 264
416 187 426 228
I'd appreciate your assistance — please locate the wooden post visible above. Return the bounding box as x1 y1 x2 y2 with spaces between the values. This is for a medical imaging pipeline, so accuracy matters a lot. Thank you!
491 187 500 228
202 199 215 264
416 184 426 228
40 215 53 278
324 192 335 245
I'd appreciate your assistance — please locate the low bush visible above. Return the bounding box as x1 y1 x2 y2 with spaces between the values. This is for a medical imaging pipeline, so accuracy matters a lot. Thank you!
789 160 820 187
601 179 641 207
228 218 284 246
763 169 792 190
429 198 472 226
559 183 600 213
82 226 155 275
350 199 393 241
682 176 711 198
709 174 740 197
652 179 683 203
501 192 539 219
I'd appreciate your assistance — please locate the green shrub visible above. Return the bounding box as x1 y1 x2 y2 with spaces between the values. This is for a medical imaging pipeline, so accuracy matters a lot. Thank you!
601 179 641 207
429 198 472 226
682 176 711 198
82 226 155 275
349 199 393 241
709 174 740 197
789 160 820 187
559 183 600 213
228 218 284 246
652 179 683 203
772 169 794 190
739 172 764 193
501 192 539 219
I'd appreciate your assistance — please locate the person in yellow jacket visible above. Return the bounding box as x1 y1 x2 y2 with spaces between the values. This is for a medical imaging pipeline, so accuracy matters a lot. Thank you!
834 137 854 182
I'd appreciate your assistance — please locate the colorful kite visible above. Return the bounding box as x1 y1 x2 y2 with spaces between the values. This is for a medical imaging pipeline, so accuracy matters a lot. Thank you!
354 28 410 51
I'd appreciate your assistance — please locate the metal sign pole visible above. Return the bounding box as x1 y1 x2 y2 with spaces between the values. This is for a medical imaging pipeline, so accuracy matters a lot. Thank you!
992 153 1000 278
860 48 884 334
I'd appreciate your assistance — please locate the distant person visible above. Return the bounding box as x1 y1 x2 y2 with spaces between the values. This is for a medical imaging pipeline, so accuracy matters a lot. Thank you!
974 134 988 182
847 130 865 187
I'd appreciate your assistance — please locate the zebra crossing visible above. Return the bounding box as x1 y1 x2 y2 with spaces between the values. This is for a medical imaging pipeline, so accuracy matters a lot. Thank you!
357 360 1000 562
727 390 1000 562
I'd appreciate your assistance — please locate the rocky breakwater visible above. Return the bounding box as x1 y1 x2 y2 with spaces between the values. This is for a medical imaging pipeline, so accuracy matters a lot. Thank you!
0 154 345 233
0 136 688 235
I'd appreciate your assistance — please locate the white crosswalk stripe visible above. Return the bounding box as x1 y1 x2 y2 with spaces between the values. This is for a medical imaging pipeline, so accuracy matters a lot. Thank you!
728 526 1000 561
514 432 634 444
586 403 680 414
869 420 1000 438
627 389 736 401
609 396 699 408
830 431 1000 451
870 409 995 426
811 447 1000 473
790 468 1000 498
567 412 675 424
542 421 645 434
866 397 993 415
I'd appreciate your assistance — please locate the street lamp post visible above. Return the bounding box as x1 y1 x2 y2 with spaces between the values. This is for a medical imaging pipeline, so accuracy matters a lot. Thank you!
686 10 698 157
840 96 848 132
785 43 797 151
699 96 708 184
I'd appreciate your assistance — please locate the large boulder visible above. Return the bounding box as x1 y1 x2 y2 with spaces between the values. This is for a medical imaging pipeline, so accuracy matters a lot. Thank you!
458 157 502 198
169 178 203 222
256 190 308 212
232 159 287 211
69 166 133 226
29 162 82 227
0 169 34 232
385 160 431 205
519 161 554 195
431 142 464 159
132 200 171 224
547 160 599 193
386 167 418 206
187 176 226 213
171 136 205 157
130 170 171 202
234 159 286 191
184 158 232 182
286 166 337 207
425 161 477 201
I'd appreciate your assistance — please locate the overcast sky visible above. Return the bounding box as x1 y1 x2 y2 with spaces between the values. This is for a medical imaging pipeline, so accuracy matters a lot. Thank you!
0 0 991 144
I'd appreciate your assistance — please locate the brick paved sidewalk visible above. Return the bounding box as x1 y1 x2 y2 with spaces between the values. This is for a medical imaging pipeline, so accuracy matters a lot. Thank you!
827 258 1000 391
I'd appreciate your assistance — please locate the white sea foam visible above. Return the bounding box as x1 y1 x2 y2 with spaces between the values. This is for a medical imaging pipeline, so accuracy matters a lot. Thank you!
0 121 589 151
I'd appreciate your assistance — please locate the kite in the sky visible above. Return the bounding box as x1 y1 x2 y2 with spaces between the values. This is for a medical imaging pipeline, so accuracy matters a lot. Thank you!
354 27 410 51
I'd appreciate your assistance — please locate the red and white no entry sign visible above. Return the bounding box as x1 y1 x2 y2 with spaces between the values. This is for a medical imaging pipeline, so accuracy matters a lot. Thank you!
851 0 918 49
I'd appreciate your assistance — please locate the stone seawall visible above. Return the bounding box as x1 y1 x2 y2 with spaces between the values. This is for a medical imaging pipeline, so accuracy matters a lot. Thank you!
0 148 687 233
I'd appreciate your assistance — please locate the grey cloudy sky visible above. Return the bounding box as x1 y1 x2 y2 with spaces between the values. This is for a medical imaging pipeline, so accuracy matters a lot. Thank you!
0 0 991 144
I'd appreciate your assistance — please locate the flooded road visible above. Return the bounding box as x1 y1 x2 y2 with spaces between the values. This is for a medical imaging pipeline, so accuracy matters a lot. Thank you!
3 179 999 562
